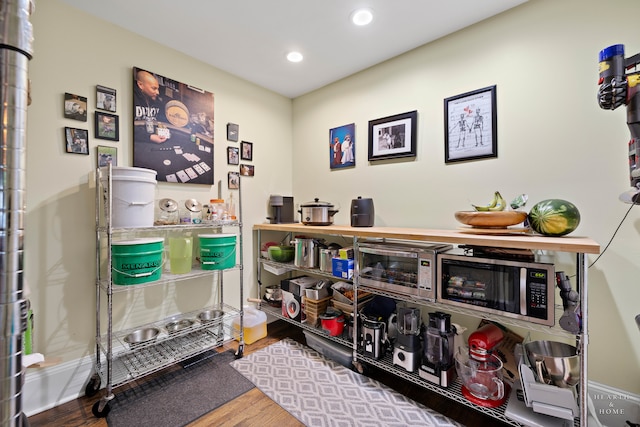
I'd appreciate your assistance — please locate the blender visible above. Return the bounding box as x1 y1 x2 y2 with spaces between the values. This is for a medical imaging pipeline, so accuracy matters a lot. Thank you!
419 311 457 387
392 306 422 372
455 323 509 408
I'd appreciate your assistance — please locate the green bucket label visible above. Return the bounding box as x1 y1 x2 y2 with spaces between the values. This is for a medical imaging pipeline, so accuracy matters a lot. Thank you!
120 260 161 271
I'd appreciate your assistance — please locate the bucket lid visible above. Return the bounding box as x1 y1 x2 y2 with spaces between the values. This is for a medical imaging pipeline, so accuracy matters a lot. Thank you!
199 233 236 238
159 198 178 212
301 197 334 208
185 198 202 212
113 237 164 245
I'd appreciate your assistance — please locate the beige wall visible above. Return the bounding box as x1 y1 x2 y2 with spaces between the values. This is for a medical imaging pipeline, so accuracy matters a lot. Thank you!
26 0 639 407
292 0 640 393
26 0 292 371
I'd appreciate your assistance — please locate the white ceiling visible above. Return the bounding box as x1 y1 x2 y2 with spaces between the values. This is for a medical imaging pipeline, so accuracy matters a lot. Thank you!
56 0 528 98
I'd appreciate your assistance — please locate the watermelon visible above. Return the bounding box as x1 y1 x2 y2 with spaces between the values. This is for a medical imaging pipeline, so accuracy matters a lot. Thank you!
527 199 581 236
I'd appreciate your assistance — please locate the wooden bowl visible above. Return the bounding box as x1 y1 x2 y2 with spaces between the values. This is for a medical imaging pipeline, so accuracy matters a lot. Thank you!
454 211 527 228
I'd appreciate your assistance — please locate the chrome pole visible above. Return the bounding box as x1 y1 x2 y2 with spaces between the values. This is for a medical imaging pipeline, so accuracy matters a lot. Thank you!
0 1 33 426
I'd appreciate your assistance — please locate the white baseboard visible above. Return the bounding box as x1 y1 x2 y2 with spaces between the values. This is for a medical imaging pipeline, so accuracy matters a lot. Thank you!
22 352 640 421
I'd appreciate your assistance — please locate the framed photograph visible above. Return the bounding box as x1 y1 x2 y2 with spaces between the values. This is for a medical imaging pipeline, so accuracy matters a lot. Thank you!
330 123 355 169
240 164 254 176
64 93 87 122
444 85 497 163
94 112 119 141
132 67 214 184
368 110 417 161
227 146 239 165
240 141 253 161
64 127 89 155
96 85 116 112
227 122 239 142
97 145 117 167
228 171 240 189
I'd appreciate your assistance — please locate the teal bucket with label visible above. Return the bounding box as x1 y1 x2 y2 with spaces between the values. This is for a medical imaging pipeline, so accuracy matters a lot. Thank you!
112 238 164 285
199 234 236 270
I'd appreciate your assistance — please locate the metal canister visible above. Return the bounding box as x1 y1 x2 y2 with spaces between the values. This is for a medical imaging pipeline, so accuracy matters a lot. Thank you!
292 238 317 268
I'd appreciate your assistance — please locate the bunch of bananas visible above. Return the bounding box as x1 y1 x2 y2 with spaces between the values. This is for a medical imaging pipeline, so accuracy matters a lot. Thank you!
472 191 506 212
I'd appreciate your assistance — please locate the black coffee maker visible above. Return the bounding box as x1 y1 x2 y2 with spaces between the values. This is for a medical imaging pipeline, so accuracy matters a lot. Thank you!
267 195 294 224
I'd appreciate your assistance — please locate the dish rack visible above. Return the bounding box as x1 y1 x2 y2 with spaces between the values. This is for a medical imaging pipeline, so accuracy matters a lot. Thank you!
86 166 245 418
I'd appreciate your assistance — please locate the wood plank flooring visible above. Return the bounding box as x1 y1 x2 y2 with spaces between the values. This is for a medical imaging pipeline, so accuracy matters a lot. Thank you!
28 320 510 427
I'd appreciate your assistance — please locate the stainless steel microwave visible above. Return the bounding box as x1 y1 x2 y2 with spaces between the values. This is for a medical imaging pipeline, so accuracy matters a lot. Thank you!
357 242 452 300
436 252 555 326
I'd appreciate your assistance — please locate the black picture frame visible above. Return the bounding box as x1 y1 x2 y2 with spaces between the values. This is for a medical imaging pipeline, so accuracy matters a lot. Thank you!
97 145 117 167
64 127 89 155
227 146 239 165
368 110 417 161
64 93 87 122
94 112 119 141
240 164 254 176
240 141 253 161
96 85 116 112
227 122 239 142
228 171 240 189
444 85 497 163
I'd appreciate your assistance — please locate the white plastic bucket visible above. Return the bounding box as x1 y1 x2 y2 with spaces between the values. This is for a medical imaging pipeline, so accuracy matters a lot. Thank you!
101 167 157 228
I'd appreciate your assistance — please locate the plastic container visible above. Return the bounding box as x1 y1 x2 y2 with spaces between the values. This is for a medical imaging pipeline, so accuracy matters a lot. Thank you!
112 238 164 285
198 233 236 270
168 236 193 274
101 166 157 228
233 306 267 344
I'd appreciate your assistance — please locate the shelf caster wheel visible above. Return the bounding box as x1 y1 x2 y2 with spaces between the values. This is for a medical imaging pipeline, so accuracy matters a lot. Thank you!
92 400 111 418
353 361 366 374
85 375 101 397
235 343 244 359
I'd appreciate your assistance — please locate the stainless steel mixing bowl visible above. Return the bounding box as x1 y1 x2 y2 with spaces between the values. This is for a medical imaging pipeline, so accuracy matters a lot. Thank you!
524 340 580 388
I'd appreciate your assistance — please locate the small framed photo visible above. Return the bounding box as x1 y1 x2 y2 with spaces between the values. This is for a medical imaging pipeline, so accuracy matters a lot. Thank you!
64 93 87 122
96 85 116 112
97 145 117 167
65 127 89 155
240 164 254 176
330 123 356 169
368 110 417 161
94 112 119 141
228 171 240 189
444 85 497 163
227 146 239 165
241 141 253 161
227 122 239 142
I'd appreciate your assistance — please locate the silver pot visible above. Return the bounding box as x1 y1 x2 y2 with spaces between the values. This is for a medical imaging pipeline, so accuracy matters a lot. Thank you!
299 198 339 226
292 238 317 268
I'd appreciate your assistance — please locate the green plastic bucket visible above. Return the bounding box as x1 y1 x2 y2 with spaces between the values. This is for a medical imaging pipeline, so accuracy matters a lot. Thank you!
112 238 164 285
199 234 236 270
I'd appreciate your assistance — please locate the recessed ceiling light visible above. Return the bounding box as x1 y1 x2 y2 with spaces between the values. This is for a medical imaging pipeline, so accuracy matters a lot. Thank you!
287 51 303 63
351 8 373 26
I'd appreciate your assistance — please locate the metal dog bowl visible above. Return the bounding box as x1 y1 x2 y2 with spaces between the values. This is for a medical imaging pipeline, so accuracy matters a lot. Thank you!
165 319 195 334
197 309 224 323
124 327 160 348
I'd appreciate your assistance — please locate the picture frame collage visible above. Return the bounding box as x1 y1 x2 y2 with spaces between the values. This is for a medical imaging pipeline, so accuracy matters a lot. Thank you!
226 122 255 190
64 86 119 167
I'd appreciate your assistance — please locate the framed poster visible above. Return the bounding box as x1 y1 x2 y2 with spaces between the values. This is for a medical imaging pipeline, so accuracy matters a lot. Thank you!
64 127 89 154
94 112 119 141
444 85 497 163
329 123 355 169
132 67 214 184
64 93 87 122
368 111 417 161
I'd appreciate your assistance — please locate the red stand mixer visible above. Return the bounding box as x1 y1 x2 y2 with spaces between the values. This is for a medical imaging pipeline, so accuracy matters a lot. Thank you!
455 323 510 408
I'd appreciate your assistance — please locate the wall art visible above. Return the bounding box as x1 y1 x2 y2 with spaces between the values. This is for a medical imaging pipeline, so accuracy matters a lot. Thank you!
228 171 240 189
132 67 214 184
368 111 417 161
227 122 239 142
96 85 116 112
64 93 87 122
94 112 119 141
240 164 254 176
64 127 89 154
241 141 253 161
227 146 239 165
97 145 117 167
329 123 355 169
444 85 497 163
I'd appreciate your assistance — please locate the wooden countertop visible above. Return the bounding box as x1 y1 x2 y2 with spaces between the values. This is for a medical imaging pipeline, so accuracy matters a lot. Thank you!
253 223 600 254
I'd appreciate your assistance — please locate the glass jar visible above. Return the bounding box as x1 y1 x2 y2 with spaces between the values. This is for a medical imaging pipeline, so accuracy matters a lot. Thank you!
155 198 179 225
181 199 202 224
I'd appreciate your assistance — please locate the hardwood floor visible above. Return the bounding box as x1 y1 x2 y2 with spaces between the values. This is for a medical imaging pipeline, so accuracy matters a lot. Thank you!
28 320 509 427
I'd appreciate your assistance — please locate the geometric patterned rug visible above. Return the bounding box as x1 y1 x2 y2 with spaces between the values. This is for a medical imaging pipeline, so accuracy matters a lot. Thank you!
231 338 464 427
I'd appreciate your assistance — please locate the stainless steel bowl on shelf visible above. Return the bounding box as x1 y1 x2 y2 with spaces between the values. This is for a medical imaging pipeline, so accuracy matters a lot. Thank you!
198 309 224 323
123 327 160 348
165 318 196 334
